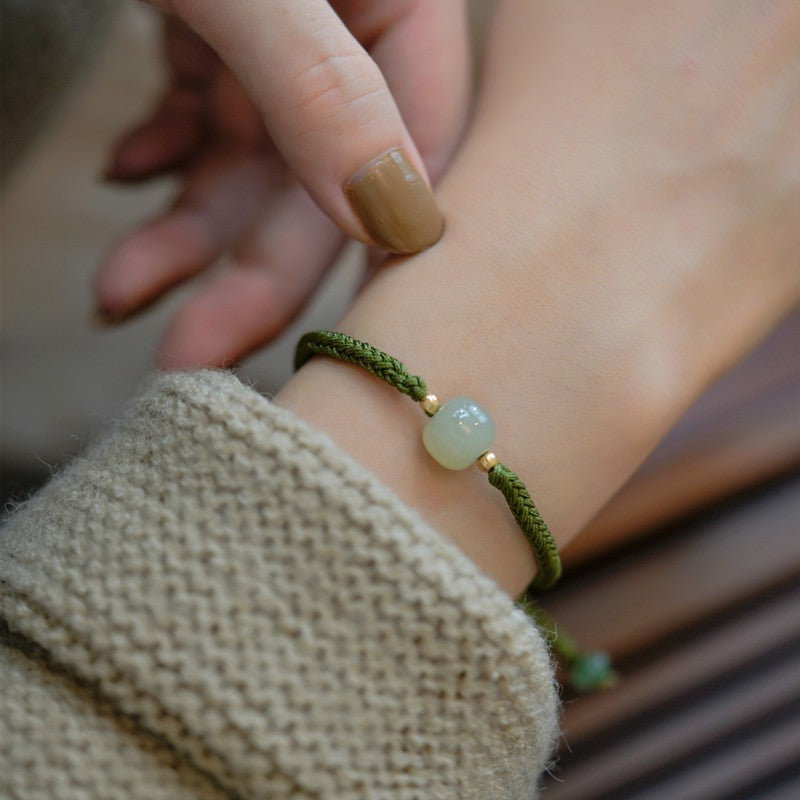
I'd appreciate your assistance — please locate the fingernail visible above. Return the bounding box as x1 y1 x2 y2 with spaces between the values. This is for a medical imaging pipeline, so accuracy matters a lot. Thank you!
344 147 444 254
101 148 133 182
89 300 150 328
90 306 118 327
101 159 139 184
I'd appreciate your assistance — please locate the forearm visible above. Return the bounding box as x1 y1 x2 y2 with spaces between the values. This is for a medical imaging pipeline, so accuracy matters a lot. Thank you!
276 0 800 597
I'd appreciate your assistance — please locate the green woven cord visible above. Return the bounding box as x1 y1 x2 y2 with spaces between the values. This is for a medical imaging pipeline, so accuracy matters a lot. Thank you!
296 331 428 402
526 604 618 693
294 330 562 593
488 463 562 591
293 329 614 692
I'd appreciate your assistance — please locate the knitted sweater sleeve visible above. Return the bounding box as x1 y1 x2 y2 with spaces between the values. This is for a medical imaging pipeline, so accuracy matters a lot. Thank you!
0 370 558 800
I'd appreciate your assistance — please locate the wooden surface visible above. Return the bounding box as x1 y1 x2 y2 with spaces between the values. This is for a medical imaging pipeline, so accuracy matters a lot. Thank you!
540 473 800 800
545 477 800 659
540 307 800 800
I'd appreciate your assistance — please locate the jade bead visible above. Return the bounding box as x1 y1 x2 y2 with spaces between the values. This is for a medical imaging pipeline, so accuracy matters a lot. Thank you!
422 396 495 470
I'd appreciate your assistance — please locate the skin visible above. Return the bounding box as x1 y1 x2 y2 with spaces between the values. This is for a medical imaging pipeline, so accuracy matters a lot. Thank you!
277 0 800 595
101 1 799 596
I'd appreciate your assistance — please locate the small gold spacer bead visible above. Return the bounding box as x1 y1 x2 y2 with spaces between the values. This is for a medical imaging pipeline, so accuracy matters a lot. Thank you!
420 393 440 416
476 451 498 472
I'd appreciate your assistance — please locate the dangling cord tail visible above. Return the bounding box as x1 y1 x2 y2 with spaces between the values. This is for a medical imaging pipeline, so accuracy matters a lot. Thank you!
519 598 618 693
296 331 614 691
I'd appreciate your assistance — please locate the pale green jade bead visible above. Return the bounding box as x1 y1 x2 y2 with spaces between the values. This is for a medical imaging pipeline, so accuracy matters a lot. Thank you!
422 396 496 470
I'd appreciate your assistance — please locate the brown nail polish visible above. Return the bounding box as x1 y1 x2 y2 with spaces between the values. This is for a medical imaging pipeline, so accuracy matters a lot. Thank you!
344 148 444 254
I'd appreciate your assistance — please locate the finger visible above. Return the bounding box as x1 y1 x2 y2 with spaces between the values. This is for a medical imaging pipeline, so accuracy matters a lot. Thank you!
207 65 269 151
340 0 471 182
156 185 344 369
96 152 276 319
159 0 445 253
162 14 218 87
105 16 218 181
104 87 206 180
107 63 270 182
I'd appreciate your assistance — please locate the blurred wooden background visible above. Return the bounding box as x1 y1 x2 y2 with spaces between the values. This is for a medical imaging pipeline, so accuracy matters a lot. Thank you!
542 310 800 800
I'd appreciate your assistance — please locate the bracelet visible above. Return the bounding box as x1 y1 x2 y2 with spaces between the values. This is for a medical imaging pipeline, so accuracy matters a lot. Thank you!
294 330 562 592
294 330 615 693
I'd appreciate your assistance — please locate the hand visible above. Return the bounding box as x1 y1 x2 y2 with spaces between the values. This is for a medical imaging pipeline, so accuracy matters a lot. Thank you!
277 0 800 595
96 1 470 369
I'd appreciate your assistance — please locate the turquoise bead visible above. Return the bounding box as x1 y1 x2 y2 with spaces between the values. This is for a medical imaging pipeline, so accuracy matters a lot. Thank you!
569 651 614 693
422 396 495 470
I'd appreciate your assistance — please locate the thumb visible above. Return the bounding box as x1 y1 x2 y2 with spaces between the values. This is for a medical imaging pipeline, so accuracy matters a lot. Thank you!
155 0 444 254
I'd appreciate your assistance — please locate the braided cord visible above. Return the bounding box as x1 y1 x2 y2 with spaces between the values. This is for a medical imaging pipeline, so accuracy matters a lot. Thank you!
488 464 561 590
296 331 429 402
294 330 562 594
291 330 614 691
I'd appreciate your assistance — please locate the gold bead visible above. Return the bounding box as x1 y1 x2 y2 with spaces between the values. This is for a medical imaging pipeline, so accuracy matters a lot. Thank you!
420 393 440 416
476 451 498 472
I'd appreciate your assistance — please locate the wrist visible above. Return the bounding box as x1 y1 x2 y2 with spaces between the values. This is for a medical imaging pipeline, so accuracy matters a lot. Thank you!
276 355 543 596
275 227 679 596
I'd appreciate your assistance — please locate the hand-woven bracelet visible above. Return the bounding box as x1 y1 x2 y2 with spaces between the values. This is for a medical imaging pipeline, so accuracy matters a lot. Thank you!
294 330 615 693
295 329 562 592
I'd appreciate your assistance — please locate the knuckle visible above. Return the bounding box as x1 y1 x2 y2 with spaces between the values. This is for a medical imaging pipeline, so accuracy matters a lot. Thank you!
286 50 388 131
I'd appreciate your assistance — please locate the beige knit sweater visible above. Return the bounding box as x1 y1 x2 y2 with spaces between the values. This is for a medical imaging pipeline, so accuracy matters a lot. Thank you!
0 370 558 799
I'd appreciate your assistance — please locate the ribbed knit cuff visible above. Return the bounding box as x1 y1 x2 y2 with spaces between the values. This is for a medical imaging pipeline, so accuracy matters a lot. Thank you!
1 370 557 800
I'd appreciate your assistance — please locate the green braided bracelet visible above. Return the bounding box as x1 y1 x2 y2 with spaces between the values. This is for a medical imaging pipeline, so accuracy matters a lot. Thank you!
295 330 562 592
294 330 615 692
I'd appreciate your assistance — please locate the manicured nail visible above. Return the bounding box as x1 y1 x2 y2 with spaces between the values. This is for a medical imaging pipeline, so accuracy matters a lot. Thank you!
344 148 444 254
